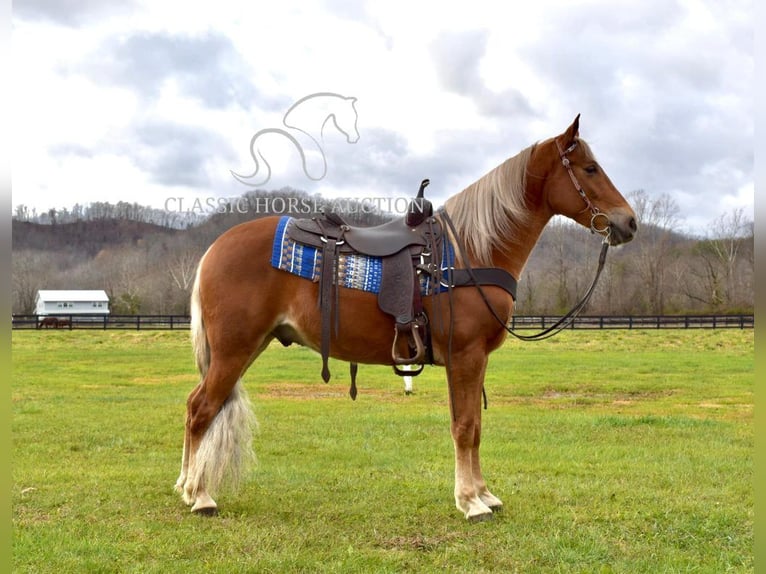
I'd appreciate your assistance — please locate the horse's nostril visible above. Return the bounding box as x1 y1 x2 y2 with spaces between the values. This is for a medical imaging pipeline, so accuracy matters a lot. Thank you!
628 216 638 233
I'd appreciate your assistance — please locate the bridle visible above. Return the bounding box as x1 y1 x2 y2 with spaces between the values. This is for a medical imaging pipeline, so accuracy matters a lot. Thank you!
555 138 612 241
440 136 613 346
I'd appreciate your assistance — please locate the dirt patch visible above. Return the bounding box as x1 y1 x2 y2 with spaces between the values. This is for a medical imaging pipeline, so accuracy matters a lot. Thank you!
378 532 462 552
541 389 675 402
260 382 402 401
131 374 197 385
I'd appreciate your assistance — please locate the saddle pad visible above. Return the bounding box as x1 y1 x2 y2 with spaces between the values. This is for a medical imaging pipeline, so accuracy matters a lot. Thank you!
270 216 454 295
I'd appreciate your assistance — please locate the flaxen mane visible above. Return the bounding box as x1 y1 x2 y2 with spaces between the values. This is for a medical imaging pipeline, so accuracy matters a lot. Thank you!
444 144 536 266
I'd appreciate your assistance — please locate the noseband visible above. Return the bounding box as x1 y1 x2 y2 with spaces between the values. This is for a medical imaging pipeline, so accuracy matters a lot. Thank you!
555 139 611 242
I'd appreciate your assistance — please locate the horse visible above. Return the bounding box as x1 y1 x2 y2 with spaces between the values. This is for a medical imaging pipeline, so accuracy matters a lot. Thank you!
37 317 58 329
231 92 359 187
176 115 638 520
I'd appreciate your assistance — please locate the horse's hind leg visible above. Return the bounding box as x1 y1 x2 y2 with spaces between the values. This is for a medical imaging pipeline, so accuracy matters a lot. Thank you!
175 391 195 492
177 350 259 515
175 382 206 507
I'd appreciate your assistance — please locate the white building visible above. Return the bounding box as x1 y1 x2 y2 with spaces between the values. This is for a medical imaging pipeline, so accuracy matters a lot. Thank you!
35 290 110 316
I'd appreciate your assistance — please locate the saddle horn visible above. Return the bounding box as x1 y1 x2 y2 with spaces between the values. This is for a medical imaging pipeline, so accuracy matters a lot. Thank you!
406 178 432 227
417 178 430 198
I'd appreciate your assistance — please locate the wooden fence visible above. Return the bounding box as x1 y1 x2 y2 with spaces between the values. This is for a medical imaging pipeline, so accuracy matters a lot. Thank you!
11 314 754 331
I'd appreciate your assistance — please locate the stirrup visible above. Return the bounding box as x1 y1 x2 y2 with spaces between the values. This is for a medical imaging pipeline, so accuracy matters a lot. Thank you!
393 363 424 377
391 323 426 366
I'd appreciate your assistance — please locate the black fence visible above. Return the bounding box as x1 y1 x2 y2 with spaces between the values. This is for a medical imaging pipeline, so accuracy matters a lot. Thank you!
508 314 753 330
13 315 191 330
11 314 754 331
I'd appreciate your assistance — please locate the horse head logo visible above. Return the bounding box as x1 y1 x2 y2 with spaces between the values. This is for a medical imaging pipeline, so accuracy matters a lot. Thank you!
232 92 359 187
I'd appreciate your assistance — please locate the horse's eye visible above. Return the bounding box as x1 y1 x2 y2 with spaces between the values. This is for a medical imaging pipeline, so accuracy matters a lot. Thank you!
585 165 598 175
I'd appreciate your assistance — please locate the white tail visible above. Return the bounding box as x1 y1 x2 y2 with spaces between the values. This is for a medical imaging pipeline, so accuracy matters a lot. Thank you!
186 380 257 498
190 250 211 377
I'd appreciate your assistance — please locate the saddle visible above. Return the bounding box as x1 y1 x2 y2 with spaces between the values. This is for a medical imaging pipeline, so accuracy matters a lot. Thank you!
285 179 520 398
287 180 442 385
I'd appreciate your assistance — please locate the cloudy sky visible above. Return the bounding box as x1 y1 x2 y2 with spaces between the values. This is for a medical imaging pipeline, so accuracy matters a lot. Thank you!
12 0 753 235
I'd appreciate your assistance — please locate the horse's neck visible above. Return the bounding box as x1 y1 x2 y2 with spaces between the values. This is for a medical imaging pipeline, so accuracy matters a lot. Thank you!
490 211 551 280
490 149 555 278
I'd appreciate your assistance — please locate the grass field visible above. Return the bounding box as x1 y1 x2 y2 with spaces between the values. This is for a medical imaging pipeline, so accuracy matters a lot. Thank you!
12 329 753 573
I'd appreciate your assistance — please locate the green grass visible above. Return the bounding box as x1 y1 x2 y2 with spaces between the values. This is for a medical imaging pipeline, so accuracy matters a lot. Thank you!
12 329 753 573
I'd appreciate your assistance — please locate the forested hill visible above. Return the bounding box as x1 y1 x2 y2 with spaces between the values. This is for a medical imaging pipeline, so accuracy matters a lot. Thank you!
12 191 753 316
12 219 180 257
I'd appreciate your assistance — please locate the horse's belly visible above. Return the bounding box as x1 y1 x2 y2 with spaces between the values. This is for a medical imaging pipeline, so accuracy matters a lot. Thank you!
279 285 399 365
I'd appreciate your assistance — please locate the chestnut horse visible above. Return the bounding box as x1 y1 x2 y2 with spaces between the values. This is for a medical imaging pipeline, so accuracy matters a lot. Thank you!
175 115 637 519
38 317 59 329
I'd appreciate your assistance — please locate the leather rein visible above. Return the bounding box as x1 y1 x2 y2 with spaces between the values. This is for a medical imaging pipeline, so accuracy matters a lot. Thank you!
441 137 612 343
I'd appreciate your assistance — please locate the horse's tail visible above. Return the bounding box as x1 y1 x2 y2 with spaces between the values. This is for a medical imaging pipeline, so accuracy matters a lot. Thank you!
190 380 256 498
191 250 211 377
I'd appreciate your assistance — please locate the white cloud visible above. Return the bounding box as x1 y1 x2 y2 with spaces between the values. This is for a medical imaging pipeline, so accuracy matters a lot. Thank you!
11 0 754 235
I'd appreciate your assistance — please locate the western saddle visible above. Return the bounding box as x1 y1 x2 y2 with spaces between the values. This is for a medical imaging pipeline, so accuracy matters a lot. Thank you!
288 180 441 385
286 179 518 395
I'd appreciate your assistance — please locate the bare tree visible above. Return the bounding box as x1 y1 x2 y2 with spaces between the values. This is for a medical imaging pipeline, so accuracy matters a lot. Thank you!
12 251 54 314
708 208 751 305
686 208 753 311
546 218 574 313
628 190 682 314
14 204 30 221
94 248 148 314
167 249 202 314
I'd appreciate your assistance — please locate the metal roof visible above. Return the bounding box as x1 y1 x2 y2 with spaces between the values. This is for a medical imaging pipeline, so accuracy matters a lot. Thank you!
36 290 110 302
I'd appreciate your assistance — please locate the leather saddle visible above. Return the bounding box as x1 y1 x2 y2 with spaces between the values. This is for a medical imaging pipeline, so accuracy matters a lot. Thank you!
286 180 442 384
291 215 433 257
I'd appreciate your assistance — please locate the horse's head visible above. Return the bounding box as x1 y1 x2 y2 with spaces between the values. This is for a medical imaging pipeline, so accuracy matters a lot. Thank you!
541 115 637 245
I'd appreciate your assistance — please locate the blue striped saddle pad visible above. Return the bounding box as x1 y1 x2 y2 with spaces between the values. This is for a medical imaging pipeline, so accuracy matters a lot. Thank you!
270 216 454 295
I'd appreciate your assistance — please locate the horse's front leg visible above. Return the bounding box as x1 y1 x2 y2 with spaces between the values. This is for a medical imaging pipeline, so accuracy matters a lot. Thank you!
448 350 496 521
471 433 503 512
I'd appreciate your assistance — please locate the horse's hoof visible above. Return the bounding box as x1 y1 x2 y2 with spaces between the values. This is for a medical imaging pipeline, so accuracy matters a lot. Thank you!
405 390 412 396
468 511 494 523
192 506 218 517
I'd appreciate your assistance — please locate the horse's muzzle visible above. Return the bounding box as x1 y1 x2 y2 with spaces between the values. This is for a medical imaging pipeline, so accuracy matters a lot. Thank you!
607 211 638 246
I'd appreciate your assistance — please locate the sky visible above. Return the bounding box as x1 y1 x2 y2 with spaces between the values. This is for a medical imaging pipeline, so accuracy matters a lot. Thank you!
11 0 753 235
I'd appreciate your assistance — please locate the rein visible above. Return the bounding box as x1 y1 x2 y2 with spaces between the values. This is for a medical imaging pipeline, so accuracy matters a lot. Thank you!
439 137 612 343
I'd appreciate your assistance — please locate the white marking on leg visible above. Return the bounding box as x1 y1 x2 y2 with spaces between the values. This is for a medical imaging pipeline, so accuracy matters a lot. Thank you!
472 445 503 511
454 447 492 520
175 440 187 493
402 364 413 394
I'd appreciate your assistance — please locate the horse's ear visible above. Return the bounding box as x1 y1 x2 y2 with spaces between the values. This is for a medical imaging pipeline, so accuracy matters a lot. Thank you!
563 113 581 145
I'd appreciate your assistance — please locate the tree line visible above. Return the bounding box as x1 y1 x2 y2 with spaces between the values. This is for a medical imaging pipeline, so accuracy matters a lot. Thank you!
12 188 753 317
14 200 205 229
